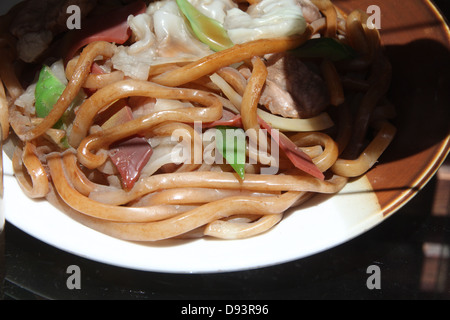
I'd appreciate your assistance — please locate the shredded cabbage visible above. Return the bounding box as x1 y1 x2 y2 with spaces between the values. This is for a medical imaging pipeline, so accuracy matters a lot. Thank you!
111 0 307 80
224 0 306 44
188 0 237 24
111 14 156 80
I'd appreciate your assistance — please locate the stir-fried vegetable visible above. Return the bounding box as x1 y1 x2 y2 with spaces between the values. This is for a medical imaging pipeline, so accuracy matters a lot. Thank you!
35 66 66 128
176 0 234 52
34 62 87 149
290 37 357 61
34 65 75 148
215 126 246 179
224 0 306 44
258 117 325 180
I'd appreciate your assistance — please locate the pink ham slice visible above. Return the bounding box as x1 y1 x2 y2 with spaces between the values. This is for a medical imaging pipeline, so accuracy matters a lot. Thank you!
203 109 243 128
109 137 153 190
102 106 153 190
258 117 325 180
197 112 324 180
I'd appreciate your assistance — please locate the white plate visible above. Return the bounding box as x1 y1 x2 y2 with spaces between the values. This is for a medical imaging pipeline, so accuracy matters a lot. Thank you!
4 152 384 273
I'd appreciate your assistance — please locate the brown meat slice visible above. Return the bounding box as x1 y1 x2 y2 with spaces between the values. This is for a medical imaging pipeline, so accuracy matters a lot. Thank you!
259 53 330 119
259 80 299 118
295 0 322 23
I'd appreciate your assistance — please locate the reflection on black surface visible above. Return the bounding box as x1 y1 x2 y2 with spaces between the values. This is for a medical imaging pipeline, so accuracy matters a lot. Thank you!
420 163 450 294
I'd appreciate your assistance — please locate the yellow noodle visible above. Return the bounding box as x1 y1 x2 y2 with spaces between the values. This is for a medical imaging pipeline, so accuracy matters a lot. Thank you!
241 57 267 132
0 76 9 139
347 53 392 157
75 84 222 169
19 41 116 141
147 122 203 173
136 188 279 206
61 191 304 242
47 154 194 222
204 214 283 239
65 57 125 90
291 132 339 172
321 59 344 106
12 144 49 199
217 67 248 96
332 121 396 177
346 10 371 59
61 151 117 196
69 79 222 147
151 27 313 87
311 0 338 37
89 171 348 206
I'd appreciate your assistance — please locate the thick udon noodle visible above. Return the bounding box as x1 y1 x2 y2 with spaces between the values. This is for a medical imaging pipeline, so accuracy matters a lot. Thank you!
0 0 395 241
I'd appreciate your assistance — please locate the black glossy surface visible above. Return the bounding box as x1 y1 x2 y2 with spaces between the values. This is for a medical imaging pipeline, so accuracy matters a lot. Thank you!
0 0 449 301
2 167 449 300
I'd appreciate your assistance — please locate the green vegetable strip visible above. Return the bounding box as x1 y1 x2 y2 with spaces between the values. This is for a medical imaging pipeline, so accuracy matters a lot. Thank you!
35 65 67 129
290 37 357 61
34 65 75 149
215 126 246 179
176 0 234 52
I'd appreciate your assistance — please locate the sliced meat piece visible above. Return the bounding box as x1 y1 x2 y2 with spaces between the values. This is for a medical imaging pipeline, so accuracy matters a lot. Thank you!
283 54 330 117
109 136 153 190
295 0 322 23
203 109 243 128
260 53 330 119
259 80 299 118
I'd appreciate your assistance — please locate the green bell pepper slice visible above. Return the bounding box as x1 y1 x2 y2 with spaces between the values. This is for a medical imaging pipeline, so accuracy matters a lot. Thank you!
290 37 357 61
215 126 246 180
176 0 234 52
34 65 77 148
35 65 67 129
